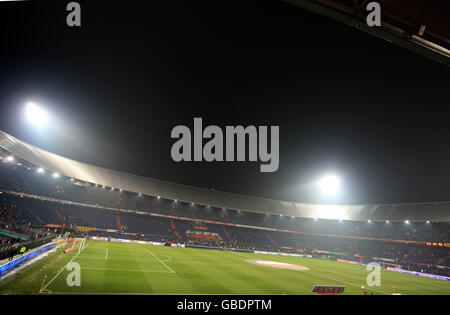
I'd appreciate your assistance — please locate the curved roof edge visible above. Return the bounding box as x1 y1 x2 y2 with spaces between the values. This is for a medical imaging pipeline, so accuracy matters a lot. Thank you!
0 131 449 222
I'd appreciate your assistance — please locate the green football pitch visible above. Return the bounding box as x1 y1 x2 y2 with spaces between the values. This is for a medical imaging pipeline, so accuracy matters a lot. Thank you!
0 239 449 295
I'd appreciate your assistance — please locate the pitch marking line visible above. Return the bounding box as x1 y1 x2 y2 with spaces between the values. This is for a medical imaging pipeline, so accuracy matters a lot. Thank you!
106 248 108 260
39 239 92 294
82 267 172 273
160 255 172 262
144 247 175 274
78 238 84 254
48 292 266 295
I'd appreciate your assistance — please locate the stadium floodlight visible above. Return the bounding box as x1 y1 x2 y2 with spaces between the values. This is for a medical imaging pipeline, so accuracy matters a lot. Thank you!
386 220 390 223
37 167 44 173
405 220 410 224
157 196 160 199
25 102 47 127
6 155 14 162
426 220 430 223
52 172 60 178
368 220 372 223
318 174 340 195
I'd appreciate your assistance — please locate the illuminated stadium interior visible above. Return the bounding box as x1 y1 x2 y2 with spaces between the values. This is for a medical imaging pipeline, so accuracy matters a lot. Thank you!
0 0 449 298
0 132 448 283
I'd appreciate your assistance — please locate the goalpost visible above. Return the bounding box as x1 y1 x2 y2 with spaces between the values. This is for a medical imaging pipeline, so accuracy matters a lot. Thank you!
60 237 86 254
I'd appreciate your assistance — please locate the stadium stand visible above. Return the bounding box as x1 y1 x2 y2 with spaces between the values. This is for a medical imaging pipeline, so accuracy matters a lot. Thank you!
0 145 449 276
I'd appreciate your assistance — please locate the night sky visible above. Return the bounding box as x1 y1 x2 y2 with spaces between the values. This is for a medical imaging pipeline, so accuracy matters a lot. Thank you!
0 0 449 205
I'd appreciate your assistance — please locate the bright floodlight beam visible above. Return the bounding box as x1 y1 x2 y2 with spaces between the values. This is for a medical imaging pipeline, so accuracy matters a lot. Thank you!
319 175 340 195
25 102 47 127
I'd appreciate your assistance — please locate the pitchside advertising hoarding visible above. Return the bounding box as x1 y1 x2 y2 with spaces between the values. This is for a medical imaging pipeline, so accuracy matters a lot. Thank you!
0 243 55 276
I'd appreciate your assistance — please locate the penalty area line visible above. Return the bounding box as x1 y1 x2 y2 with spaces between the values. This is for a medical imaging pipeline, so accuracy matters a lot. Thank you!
143 247 175 274
39 239 92 294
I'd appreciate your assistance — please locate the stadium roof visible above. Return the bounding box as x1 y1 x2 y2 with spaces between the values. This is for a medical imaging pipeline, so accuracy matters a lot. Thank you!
282 0 450 66
1 130 449 222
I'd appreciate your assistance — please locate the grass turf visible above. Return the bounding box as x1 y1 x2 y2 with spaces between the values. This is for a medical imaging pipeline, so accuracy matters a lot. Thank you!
0 240 448 295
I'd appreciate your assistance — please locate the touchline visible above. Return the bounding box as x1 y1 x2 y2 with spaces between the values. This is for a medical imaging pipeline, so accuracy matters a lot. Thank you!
171 118 279 172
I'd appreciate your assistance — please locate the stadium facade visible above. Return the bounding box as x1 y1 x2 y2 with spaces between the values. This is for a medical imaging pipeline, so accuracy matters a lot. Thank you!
0 130 449 222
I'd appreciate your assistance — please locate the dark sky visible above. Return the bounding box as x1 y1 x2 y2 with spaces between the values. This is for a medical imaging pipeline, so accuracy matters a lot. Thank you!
0 0 449 205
